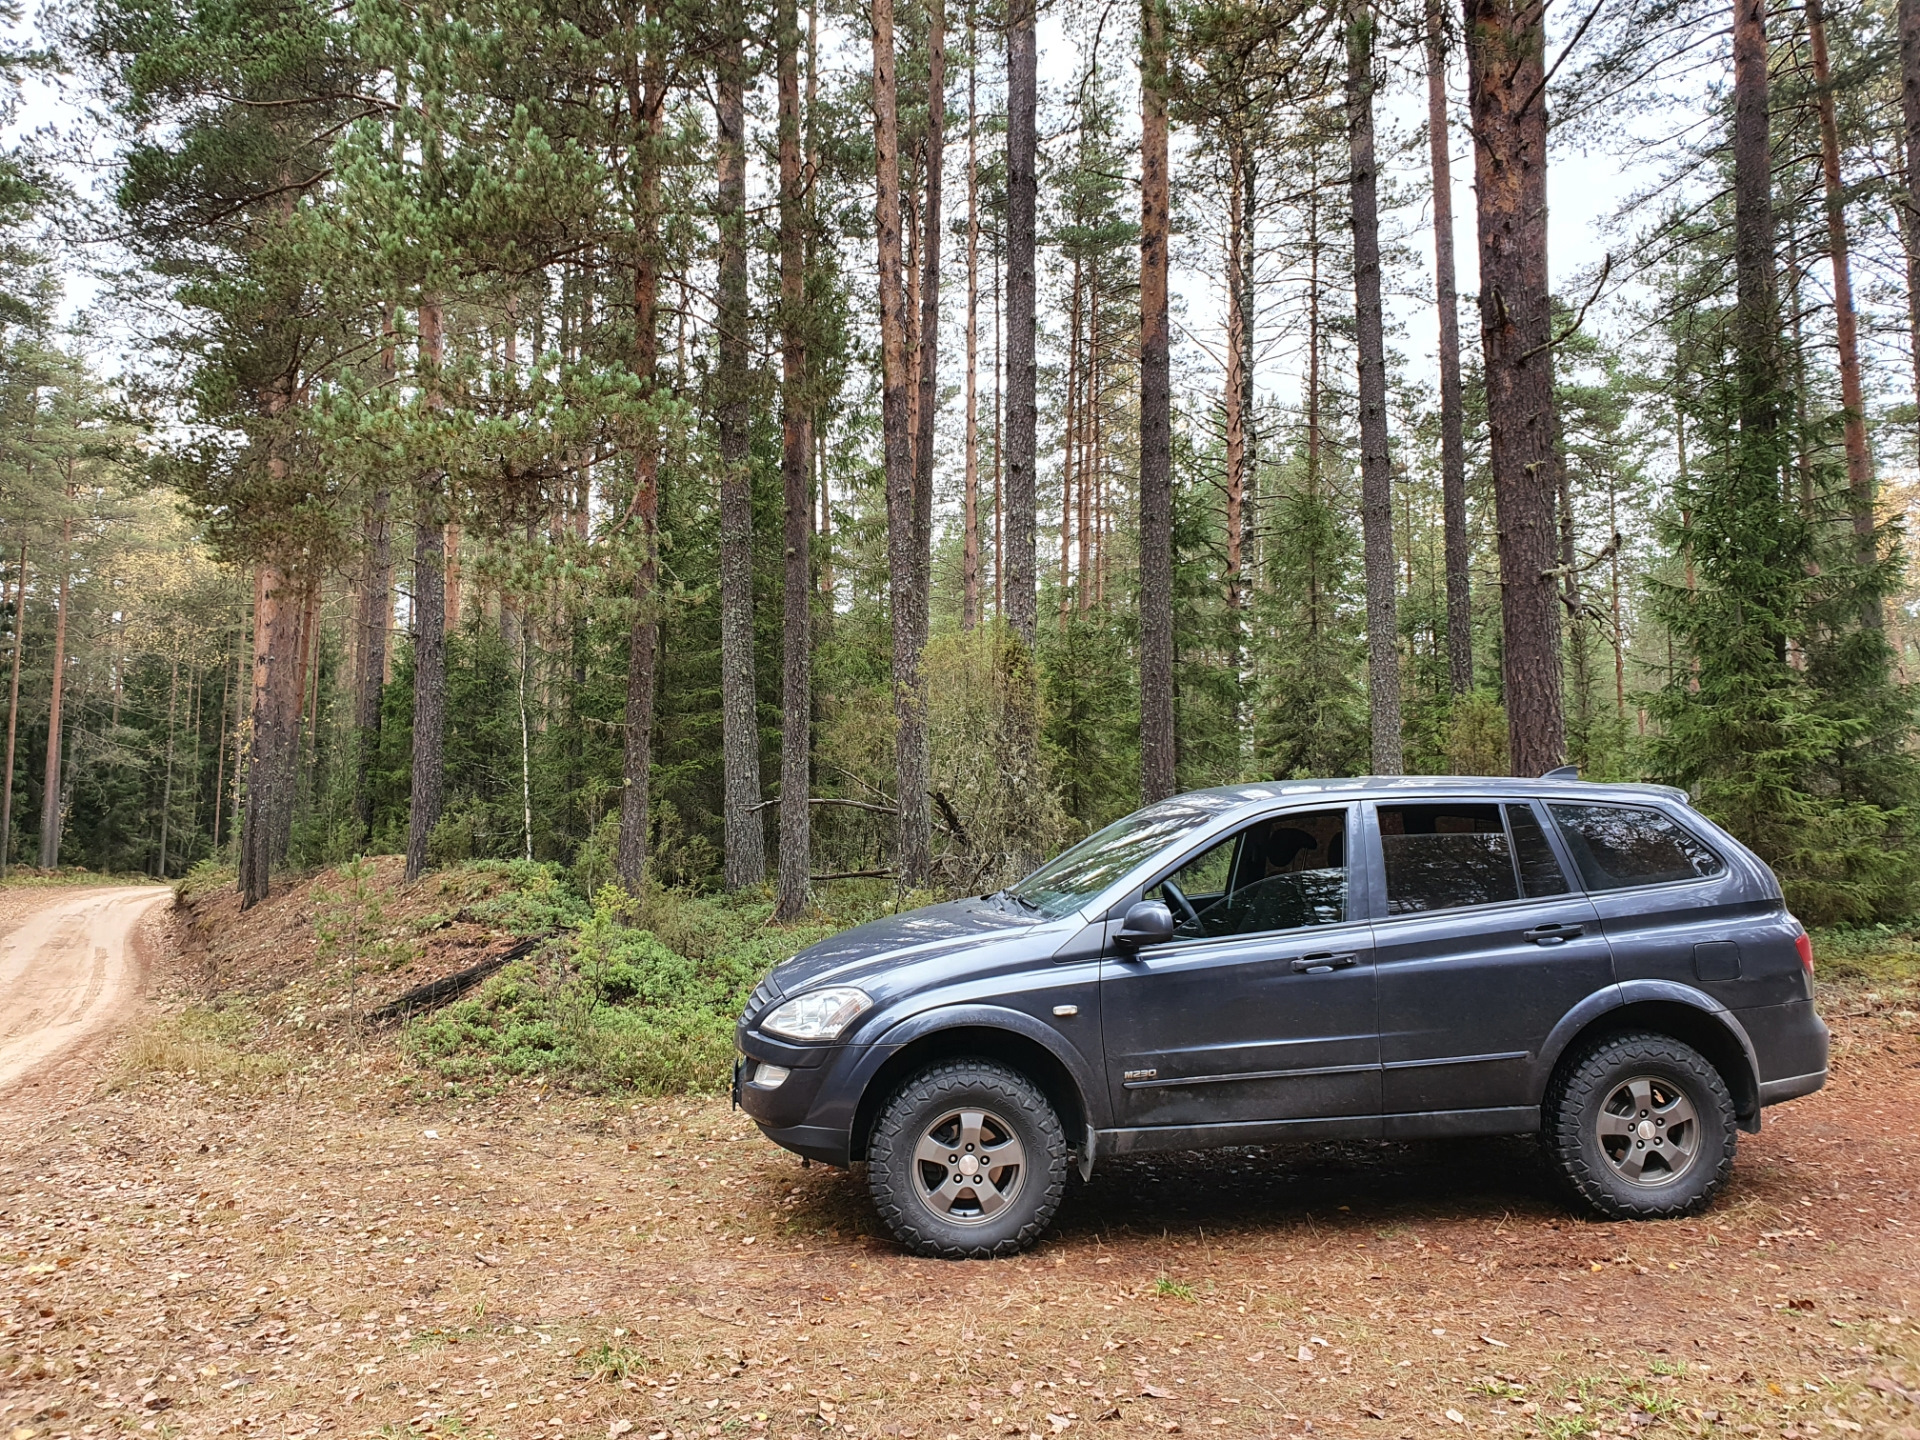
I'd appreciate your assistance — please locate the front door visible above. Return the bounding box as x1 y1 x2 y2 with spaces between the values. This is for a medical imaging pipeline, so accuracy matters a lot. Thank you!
1368 799 1611 1121
1100 805 1381 1132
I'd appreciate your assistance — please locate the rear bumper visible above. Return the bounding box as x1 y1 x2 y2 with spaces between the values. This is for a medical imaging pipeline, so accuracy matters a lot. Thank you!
1735 998 1829 1109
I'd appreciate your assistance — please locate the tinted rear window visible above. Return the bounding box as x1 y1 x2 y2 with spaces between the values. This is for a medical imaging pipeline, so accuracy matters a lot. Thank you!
1378 803 1519 914
1548 803 1725 890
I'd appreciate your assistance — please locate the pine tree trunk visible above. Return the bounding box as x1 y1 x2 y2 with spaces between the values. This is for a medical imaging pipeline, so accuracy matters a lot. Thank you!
241 557 300 907
962 26 982 631
406 295 448 883
717 26 767 889
776 0 813 922
1805 0 1879 617
1 542 25 876
618 20 666 895
913 0 943 650
1733 0 1778 418
1899 0 1920 462
353 481 391 843
1426 0 1473 694
37 516 71 868
875 0 932 884
157 659 179 877
1061 255 1081 622
1348 0 1403 776
1466 0 1563 776
1138 0 1176 803
1224 143 1246 628
1004 0 1039 645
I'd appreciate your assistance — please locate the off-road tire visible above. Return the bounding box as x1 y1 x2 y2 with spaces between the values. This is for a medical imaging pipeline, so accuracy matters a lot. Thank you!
868 1060 1068 1259
1546 1030 1737 1220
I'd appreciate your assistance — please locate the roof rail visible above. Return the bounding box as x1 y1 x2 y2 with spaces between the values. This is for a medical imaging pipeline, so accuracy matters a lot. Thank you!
1540 765 1580 780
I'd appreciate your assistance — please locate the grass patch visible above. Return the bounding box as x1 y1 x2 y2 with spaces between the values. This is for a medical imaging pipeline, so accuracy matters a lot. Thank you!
114 1006 295 1092
403 883 845 1093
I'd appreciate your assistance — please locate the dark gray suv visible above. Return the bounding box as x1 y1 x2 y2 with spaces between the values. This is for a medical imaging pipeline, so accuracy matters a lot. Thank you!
735 777 1829 1258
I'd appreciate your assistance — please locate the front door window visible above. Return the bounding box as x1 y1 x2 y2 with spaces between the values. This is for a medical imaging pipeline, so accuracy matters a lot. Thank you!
1147 810 1348 939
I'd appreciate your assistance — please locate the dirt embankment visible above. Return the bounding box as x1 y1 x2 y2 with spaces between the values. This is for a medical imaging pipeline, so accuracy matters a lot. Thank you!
0 879 1916 1440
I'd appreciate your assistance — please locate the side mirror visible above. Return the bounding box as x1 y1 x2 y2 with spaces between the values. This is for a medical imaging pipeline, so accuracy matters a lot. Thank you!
1115 900 1175 950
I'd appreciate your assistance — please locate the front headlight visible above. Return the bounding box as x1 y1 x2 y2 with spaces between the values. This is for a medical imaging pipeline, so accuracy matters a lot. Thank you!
759 986 872 1042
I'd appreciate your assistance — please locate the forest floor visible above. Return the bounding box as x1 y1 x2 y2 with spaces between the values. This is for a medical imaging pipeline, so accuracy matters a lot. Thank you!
1 878 1918 1440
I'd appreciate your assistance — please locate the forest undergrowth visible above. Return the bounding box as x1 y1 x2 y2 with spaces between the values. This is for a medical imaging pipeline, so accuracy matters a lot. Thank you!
153 858 928 1095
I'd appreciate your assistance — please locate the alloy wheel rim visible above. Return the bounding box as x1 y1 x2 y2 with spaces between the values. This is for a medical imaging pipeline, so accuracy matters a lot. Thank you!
1595 1074 1700 1186
910 1107 1026 1225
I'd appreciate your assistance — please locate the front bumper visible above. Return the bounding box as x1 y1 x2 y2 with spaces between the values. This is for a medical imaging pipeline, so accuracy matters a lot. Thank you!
735 1026 892 1167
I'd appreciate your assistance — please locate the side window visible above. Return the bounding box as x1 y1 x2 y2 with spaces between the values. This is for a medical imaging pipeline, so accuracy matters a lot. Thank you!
1379 803 1519 914
1507 803 1571 897
1147 810 1348 939
1548 803 1725 890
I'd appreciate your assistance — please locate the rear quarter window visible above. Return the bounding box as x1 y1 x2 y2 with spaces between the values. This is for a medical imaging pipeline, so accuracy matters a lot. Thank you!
1547 802 1725 891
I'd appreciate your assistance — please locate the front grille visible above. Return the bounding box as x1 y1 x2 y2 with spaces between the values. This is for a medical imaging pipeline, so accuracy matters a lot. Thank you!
743 974 784 1028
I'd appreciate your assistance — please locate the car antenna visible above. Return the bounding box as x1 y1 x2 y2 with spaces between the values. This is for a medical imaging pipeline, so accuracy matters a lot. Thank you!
1541 764 1580 780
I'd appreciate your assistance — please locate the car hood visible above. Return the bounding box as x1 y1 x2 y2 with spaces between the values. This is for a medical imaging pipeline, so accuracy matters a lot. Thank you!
765 895 1064 999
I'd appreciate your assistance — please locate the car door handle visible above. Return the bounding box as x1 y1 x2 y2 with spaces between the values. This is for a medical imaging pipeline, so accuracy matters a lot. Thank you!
1291 952 1359 973
1524 924 1585 945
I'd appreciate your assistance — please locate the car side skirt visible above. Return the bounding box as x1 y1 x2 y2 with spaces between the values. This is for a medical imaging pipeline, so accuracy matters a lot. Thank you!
1094 1105 1540 1157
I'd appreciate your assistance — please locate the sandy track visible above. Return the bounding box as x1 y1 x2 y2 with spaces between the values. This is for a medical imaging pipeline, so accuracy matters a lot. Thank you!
0 884 170 1098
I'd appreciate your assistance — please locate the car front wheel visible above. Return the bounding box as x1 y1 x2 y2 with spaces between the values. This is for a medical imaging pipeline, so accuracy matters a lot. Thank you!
1546 1030 1737 1219
867 1060 1068 1258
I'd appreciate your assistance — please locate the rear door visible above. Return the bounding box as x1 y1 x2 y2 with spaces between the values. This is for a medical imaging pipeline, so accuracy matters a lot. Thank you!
1369 799 1611 1123
1100 805 1381 1131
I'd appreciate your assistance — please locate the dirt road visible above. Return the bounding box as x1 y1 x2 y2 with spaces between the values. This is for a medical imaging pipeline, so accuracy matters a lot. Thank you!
0 884 169 1097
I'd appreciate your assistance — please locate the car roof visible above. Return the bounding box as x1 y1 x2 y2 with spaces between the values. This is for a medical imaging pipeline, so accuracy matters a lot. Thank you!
1173 775 1693 812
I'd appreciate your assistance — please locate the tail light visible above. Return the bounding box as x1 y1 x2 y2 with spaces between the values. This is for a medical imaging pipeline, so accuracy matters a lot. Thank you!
1794 930 1814 977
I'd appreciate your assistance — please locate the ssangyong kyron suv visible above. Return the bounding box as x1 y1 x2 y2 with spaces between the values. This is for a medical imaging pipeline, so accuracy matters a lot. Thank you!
734 777 1829 1258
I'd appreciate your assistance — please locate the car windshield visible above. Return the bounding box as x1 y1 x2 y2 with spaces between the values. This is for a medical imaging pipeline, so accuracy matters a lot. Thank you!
1007 796 1239 919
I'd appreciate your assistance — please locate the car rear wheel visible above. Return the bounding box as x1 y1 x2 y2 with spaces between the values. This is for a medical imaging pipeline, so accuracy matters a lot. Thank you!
1546 1030 1737 1219
867 1060 1068 1259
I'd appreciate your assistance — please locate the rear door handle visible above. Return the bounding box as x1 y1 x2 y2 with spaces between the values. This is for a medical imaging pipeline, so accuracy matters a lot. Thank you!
1291 952 1359 973
1524 924 1584 945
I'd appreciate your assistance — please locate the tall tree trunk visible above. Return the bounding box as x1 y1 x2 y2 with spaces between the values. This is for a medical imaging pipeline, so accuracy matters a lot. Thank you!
1732 0 1779 427
717 25 767 889
776 0 813 921
1899 0 1920 462
0 542 24 876
1466 0 1563 776
1224 142 1247 629
913 0 944 649
353 464 392 843
1004 0 1039 645
157 658 180 877
1427 0 1473 694
1805 0 1879 617
1138 0 1176 802
1348 0 1403 775
406 296 448 883
1062 255 1081 622
37 516 71 868
962 20 982 631
241 558 300 907
875 0 932 884
619 18 666 895
1306 160 1322 496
